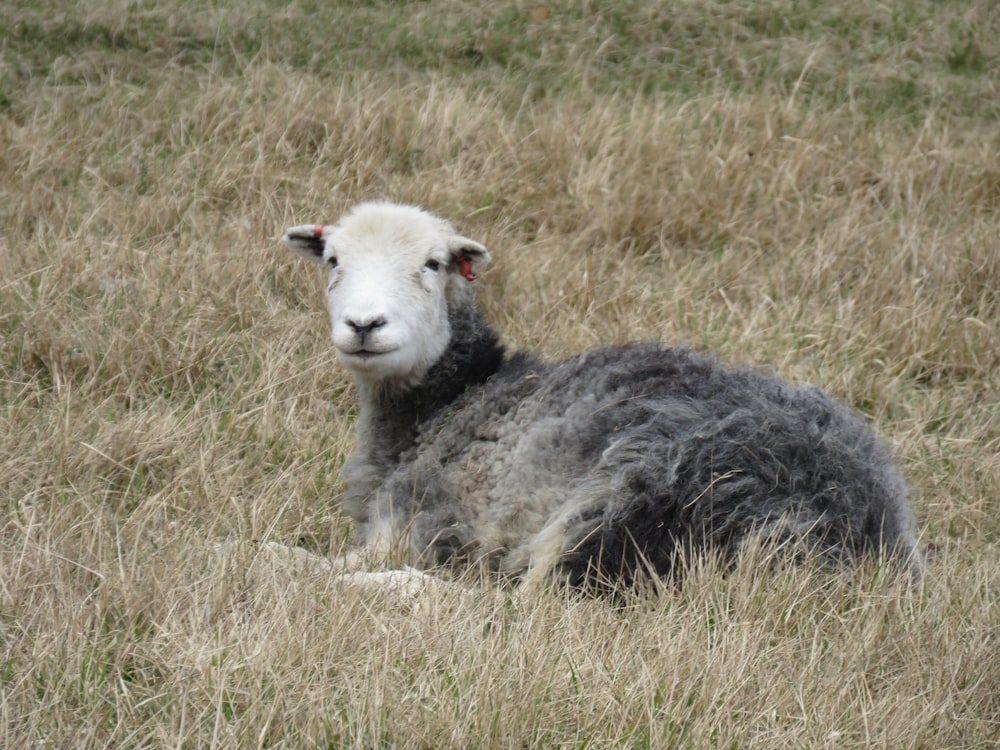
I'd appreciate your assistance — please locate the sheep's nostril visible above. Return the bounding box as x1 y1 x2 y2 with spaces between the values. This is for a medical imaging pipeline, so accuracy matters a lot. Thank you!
346 317 387 337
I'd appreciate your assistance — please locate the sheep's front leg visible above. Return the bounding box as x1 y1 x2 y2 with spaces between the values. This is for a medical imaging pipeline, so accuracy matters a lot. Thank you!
259 539 459 598
334 566 455 596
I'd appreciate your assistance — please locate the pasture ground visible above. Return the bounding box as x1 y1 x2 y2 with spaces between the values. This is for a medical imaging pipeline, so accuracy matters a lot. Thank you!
2 1 998 746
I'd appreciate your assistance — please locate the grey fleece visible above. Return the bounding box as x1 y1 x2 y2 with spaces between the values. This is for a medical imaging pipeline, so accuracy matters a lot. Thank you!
336 303 920 590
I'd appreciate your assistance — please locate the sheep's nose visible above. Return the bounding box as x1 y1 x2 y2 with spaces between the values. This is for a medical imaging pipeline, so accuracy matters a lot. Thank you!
346 317 386 337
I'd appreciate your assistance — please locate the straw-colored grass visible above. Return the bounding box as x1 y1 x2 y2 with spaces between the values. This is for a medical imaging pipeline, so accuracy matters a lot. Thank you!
2 1 998 746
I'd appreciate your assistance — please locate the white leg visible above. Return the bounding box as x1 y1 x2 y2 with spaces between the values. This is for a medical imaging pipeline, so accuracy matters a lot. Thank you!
333 566 454 596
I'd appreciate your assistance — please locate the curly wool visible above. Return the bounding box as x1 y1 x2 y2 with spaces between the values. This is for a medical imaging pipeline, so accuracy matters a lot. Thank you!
347 308 919 589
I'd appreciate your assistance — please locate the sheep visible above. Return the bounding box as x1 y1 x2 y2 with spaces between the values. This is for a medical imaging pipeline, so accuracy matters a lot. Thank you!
282 201 921 592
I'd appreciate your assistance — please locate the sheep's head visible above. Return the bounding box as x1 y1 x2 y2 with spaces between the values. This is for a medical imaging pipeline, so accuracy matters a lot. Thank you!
282 202 490 388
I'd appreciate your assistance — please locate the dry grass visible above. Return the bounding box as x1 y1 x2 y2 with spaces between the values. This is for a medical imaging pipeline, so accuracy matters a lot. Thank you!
2 1 999 747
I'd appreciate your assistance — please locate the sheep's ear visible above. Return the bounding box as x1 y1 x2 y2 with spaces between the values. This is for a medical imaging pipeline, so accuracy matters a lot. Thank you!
447 236 490 282
282 224 329 264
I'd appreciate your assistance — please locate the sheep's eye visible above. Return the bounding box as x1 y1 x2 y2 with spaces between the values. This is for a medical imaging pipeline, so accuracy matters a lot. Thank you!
424 259 441 272
326 256 338 269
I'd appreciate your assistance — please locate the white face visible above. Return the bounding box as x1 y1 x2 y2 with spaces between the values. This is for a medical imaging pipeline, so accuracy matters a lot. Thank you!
283 203 489 389
324 225 451 384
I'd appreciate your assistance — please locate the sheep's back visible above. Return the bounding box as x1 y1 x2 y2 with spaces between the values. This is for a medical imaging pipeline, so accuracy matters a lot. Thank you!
387 342 915 581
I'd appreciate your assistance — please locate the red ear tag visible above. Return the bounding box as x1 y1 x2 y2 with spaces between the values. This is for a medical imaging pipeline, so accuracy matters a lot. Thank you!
456 256 477 282
313 224 324 238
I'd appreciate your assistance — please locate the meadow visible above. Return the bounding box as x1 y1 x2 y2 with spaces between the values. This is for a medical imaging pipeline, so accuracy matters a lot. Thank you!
2 0 999 746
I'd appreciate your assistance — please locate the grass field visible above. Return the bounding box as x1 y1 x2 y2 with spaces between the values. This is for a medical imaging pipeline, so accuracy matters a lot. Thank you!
2 1 999 746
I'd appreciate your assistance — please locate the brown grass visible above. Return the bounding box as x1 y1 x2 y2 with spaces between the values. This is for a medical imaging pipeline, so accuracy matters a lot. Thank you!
2 1 999 746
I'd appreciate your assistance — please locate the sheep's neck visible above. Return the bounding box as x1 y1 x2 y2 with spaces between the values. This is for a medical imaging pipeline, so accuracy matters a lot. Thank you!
356 307 505 473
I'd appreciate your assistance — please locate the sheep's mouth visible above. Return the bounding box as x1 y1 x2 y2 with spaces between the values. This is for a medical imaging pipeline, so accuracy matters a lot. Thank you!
340 347 398 361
